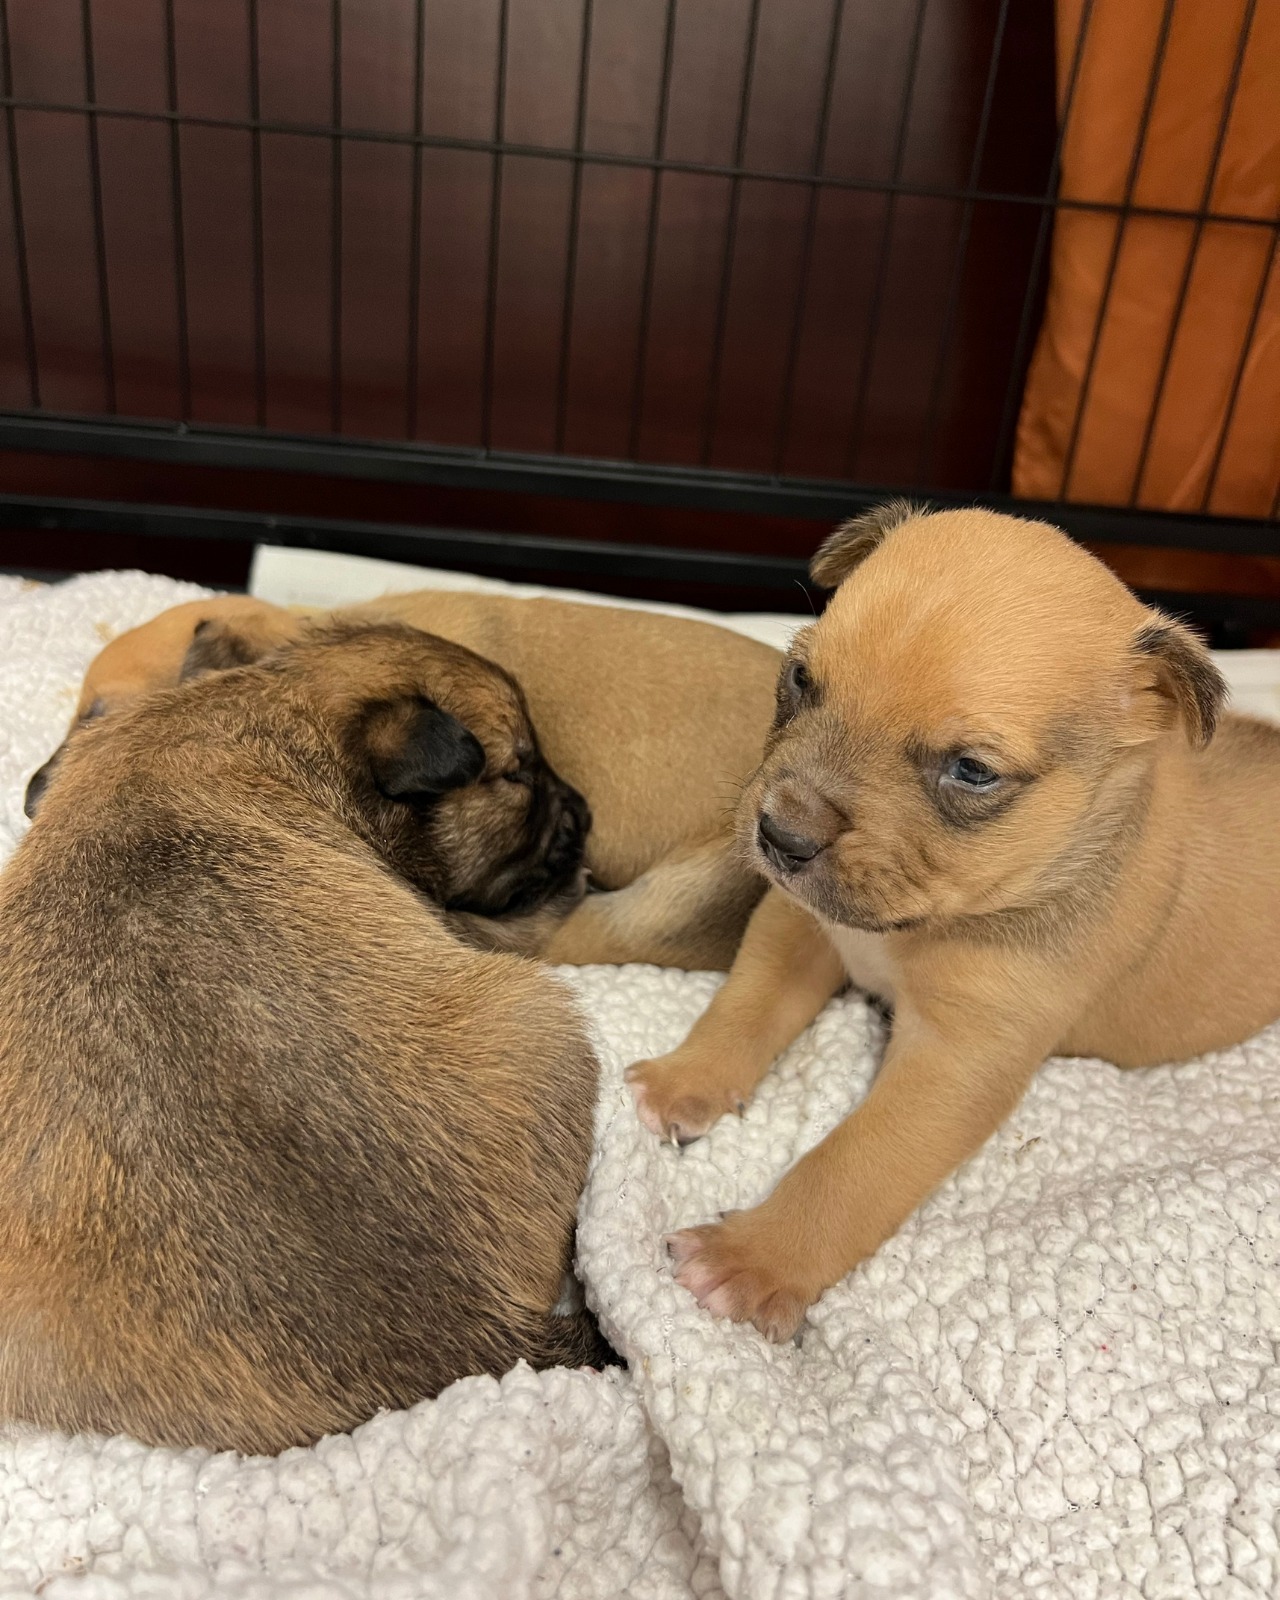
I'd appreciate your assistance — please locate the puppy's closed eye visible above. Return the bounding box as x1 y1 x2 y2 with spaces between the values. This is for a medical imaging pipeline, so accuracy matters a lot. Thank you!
491 745 535 788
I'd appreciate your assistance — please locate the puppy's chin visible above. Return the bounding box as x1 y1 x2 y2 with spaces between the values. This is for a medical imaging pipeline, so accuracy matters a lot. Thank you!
747 836 839 919
749 839 923 935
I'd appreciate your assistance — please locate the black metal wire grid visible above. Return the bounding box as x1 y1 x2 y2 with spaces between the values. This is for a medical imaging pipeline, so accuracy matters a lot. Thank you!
0 0 1273 577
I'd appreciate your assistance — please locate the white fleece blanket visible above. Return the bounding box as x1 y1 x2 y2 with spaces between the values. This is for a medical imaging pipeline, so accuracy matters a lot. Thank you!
2 570 1279 1600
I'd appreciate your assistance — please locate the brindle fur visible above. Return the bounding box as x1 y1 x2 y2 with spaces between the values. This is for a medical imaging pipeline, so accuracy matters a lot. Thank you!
0 622 607 1453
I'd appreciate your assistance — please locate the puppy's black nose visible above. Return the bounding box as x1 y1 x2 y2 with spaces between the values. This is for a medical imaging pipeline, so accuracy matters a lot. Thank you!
757 812 825 873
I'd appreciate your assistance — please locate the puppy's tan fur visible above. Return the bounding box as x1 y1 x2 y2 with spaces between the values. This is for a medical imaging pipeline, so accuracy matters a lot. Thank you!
33 589 782 969
0 622 608 1453
629 506 1280 1340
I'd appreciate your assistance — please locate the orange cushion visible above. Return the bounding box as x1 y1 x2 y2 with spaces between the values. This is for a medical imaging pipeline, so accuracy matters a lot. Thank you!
1013 0 1279 517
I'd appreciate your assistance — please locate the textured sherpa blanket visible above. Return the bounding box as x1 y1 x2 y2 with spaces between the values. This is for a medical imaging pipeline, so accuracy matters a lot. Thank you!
2 570 1280 1600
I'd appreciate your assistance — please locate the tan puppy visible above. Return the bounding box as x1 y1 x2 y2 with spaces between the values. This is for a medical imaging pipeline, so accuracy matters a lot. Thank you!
0 621 607 1453
628 504 1280 1340
26 589 783 969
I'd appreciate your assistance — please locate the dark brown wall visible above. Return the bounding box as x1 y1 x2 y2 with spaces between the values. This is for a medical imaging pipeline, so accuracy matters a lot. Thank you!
0 0 1056 500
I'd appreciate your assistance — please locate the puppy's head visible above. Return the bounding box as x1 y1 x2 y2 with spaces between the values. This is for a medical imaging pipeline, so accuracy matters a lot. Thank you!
23 596 301 819
188 618 592 920
743 503 1226 935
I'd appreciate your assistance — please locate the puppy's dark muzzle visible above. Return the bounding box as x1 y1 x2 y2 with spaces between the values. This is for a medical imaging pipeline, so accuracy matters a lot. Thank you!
757 811 826 875
450 773 591 920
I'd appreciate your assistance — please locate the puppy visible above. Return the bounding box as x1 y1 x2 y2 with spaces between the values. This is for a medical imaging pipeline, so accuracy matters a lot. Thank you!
628 504 1280 1340
25 589 783 969
0 620 607 1453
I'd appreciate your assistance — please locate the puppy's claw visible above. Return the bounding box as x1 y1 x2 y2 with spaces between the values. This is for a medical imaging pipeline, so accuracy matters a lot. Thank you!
626 1058 754 1145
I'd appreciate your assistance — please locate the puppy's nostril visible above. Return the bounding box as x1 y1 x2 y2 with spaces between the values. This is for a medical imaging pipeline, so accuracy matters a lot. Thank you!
757 812 824 870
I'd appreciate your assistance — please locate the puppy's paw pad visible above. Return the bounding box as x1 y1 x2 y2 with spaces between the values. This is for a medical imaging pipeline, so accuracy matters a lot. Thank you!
666 1226 727 1290
626 1070 669 1138
663 1231 699 1266
626 1062 747 1144
669 1219 816 1342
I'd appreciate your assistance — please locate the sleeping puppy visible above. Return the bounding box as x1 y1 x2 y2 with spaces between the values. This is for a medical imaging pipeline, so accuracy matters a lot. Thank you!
25 589 783 969
628 504 1280 1340
0 620 607 1453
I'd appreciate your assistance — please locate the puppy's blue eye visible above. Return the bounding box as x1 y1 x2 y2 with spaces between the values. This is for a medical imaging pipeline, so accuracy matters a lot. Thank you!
787 660 812 697
946 755 999 788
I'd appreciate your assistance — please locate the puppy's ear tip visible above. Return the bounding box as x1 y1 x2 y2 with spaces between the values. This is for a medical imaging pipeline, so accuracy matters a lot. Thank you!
1133 614 1227 749
810 498 930 588
179 620 260 681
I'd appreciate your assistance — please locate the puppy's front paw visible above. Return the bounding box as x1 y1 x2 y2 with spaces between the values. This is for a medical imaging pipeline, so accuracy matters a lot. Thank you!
626 1055 749 1145
667 1210 823 1342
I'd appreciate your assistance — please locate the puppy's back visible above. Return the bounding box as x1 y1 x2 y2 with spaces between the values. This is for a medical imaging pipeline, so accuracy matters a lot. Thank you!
0 702 602 1453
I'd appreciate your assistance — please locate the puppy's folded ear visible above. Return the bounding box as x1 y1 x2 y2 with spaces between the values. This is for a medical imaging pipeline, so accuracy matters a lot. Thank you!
179 609 305 681
366 699 486 802
1129 614 1226 750
810 499 928 588
180 619 267 680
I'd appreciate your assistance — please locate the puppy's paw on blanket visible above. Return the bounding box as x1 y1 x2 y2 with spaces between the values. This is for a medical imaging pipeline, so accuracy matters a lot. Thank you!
667 1210 818 1342
626 1055 748 1144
